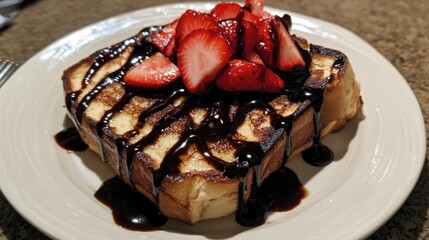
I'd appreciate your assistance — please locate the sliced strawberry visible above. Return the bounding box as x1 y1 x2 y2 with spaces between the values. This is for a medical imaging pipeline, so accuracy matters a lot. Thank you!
163 36 176 58
240 20 257 58
215 59 283 92
255 19 276 68
177 29 232 94
175 10 222 43
279 14 292 32
272 16 305 71
216 59 264 92
245 50 265 65
150 20 178 55
239 9 260 25
124 52 180 89
219 19 239 56
210 2 242 20
219 19 257 58
262 68 285 91
244 0 264 17
259 10 275 21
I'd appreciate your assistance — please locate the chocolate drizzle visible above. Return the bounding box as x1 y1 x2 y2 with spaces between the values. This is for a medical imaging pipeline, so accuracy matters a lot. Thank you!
95 176 167 231
54 127 88 151
63 25 336 229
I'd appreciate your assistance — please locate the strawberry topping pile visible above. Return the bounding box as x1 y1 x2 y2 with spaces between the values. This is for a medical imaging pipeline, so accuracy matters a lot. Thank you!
124 0 306 94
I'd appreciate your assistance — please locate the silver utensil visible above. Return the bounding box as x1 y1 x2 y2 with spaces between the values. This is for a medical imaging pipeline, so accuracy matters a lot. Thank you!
0 0 25 29
0 60 19 88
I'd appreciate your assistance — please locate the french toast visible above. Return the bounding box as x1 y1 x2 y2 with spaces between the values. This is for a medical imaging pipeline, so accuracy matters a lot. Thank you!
62 1 362 226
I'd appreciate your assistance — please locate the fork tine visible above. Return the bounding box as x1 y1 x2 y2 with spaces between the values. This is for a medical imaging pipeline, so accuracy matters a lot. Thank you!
0 60 17 75
0 60 8 72
0 59 13 69
0 61 17 79
0 60 19 88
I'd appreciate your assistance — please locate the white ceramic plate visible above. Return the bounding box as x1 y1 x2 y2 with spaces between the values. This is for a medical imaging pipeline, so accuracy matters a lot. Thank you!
0 3 425 240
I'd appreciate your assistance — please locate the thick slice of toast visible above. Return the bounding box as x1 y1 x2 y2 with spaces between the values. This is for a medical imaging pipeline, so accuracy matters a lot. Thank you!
62 25 361 224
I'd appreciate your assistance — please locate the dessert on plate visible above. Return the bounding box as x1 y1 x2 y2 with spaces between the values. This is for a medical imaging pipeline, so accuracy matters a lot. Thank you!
62 0 362 227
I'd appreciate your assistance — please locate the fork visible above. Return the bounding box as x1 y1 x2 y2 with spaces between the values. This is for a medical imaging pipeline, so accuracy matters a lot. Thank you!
0 60 19 88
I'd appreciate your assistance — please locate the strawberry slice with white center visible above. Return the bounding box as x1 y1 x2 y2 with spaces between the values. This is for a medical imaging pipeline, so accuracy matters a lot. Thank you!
272 16 305 71
150 20 178 57
175 10 222 43
210 2 242 20
124 52 180 89
177 29 233 94
216 59 284 92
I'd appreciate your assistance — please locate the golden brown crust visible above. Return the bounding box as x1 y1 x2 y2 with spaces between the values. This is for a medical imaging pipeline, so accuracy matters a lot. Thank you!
62 34 361 224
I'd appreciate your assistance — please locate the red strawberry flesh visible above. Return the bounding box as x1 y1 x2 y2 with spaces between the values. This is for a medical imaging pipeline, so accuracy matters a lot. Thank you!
273 16 305 71
135 0 303 94
240 20 257 58
245 50 265 65
219 19 257 58
210 2 242 20
175 10 222 43
124 52 180 89
177 29 233 94
261 68 284 91
244 0 264 16
216 59 265 92
150 20 178 55
219 19 240 56
255 19 276 68
216 59 284 92
238 9 260 25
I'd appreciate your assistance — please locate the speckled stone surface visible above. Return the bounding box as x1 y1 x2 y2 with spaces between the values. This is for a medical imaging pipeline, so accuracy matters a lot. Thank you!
0 0 427 239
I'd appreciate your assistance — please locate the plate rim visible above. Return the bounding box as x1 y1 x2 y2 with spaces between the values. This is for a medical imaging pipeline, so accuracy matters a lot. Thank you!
0 2 426 240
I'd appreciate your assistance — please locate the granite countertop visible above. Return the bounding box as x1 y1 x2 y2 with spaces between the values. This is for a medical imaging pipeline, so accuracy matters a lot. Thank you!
0 0 427 239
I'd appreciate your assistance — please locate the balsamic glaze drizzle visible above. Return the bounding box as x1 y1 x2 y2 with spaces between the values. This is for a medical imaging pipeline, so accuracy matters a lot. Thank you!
63 22 336 228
